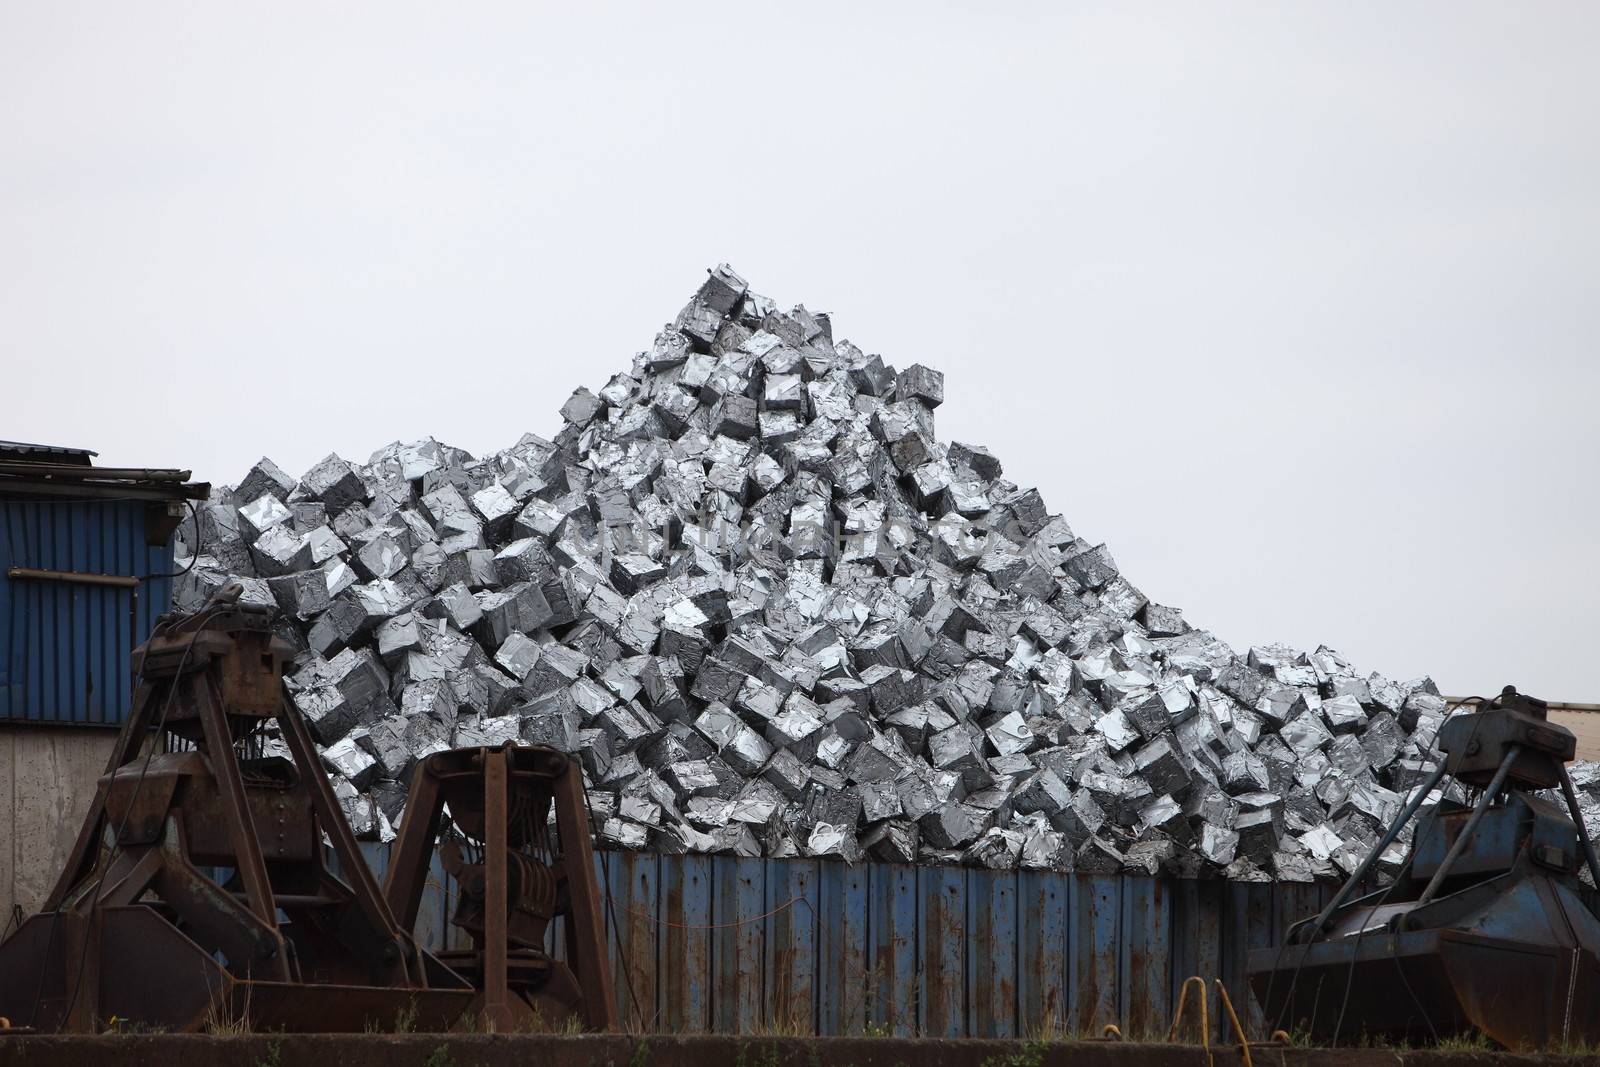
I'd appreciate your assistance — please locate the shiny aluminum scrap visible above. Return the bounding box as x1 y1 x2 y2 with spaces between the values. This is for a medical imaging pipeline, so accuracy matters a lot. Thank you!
171 265 1600 881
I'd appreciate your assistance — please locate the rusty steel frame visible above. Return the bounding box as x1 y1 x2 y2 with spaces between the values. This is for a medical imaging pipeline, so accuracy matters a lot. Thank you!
0 602 469 1032
484 748 510 1028
384 744 615 1032
551 749 611 1014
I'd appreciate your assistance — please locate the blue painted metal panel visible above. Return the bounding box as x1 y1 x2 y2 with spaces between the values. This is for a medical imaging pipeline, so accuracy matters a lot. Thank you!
1217 882 1251 1036
0 498 174 724
1018 869 1068 1035
418 850 456 954
765 857 817 1034
816 857 868 1035
660 853 712 1032
1171 878 1225 1036
346 843 1325 1038
710 855 764 1033
918 864 965 1037
868 862 918 1035
1121 875 1171 1036
1243 883 1275 1034
1073 873 1122 1034
967 867 1018 1037
607 850 659 1030
357 840 387 880
0 522 6 699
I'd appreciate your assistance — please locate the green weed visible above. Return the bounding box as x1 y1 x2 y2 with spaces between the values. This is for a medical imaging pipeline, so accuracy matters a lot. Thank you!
255 1037 283 1067
979 1040 1047 1067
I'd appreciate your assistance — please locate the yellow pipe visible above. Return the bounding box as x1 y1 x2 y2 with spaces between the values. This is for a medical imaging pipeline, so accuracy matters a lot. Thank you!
1168 976 1212 1067
1213 980 1253 1067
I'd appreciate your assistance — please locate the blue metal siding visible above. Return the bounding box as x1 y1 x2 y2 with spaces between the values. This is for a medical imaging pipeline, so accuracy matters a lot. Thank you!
352 842 1334 1037
0 499 175 724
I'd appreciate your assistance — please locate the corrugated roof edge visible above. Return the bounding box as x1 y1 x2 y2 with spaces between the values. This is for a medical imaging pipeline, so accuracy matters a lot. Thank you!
0 443 206 500
0 439 97 455
0 440 97 466
0 465 210 502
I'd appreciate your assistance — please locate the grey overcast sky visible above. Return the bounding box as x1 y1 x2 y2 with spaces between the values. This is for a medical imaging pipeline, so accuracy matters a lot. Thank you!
2 3 1596 698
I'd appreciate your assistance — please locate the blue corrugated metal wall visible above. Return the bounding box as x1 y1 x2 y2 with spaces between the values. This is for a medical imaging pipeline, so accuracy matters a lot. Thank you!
355 844 1329 1038
0 499 175 724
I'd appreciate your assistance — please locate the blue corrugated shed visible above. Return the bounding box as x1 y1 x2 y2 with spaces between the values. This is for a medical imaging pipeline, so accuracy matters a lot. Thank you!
0 446 207 726
0 499 176 723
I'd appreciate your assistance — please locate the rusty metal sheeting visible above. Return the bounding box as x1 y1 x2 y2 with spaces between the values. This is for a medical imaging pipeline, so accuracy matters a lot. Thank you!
174 265 1578 880
0 603 473 1035
359 843 1384 1038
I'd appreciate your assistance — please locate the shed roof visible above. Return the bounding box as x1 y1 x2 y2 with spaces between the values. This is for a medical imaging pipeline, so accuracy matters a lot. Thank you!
0 440 97 465
0 441 208 502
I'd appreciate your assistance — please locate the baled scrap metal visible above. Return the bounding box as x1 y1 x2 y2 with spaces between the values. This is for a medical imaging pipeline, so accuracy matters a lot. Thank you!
239 492 293 542
237 456 298 505
301 453 370 515
186 265 1534 881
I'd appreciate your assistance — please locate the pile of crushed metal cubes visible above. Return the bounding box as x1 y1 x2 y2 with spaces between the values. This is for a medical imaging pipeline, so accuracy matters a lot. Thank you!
172 264 1594 884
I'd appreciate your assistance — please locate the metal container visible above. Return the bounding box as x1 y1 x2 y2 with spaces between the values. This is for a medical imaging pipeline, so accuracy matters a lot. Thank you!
361 844 1342 1038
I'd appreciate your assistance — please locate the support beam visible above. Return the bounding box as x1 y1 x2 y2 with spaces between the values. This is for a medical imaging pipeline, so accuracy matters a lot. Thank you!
1417 744 1520 905
483 748 510 1031
1558 765 1600 892
1299 760 1448 941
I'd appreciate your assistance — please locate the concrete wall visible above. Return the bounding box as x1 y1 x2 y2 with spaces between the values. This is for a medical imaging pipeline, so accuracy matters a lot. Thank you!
1550 709 1600 762
0 1034 1564 1067
0 725 116 927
